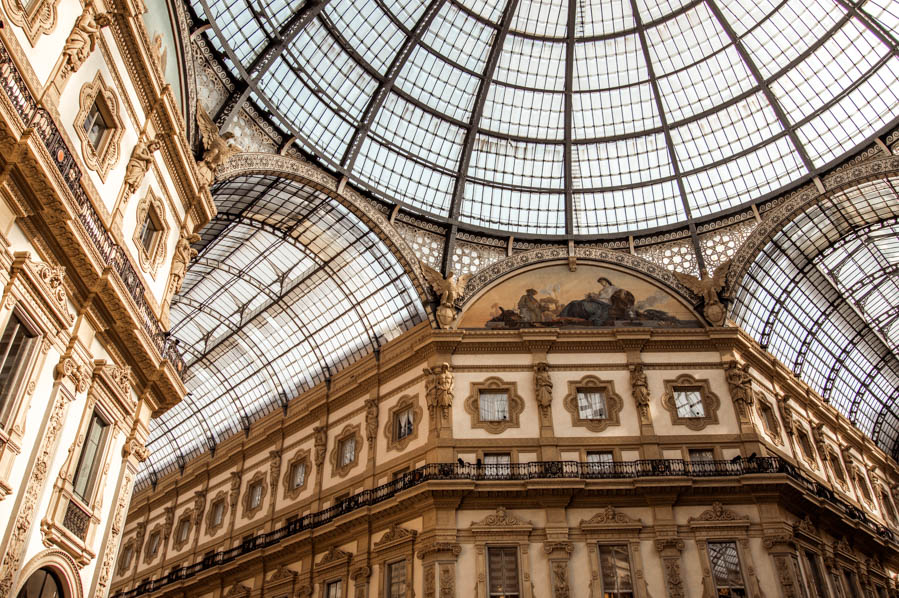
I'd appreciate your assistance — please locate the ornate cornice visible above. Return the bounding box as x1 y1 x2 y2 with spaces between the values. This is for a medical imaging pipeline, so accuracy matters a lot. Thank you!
374 524 417 550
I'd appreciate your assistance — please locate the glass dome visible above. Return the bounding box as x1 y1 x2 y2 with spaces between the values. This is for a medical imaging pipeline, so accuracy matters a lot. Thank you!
191 0 899 237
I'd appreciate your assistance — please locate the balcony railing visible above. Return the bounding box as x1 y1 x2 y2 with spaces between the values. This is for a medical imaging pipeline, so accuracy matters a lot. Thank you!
109 456 895 598
0 40 185 376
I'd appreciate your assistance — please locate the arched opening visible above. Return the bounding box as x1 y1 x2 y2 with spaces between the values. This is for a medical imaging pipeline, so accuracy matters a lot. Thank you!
16 569 64 598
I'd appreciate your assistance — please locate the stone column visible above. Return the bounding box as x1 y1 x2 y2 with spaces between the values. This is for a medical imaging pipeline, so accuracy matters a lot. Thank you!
544 541 572 598
762 534 803 598
417 541 461 598
654 538 685 598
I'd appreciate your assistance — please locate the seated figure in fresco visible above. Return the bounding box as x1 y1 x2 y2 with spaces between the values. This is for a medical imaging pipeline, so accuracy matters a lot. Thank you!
517 288 543 322
559 277 634 326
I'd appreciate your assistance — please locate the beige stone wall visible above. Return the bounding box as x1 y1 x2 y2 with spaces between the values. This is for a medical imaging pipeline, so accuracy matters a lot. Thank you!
110 327 899 597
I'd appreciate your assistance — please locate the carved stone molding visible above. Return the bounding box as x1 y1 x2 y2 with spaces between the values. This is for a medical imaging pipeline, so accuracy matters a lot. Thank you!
384 395 423 452
93 470 133 598
268 450 281 498
241 469 268 520
0 387 74 596
132 190 169 276
205 490 228 536
364 397 378 448
470 506 532 533
2 0 61 45
374 524 418 551
192 491 206 527
534 362 553 420
655 538 686 598
660 374 720 431
74 72 124 181
561 375 623 433
459 251 700 306
315 546 352 570
224 583 251 598
54 356 90 394
229 471 241 510
463 377 524 434
688 502 749 524
329 423 362 478
579 506 644 532
416 542 462 560
282 448 311 500
313 425 327 470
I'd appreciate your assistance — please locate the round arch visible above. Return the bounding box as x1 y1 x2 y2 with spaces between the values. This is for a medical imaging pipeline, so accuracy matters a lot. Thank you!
15 550 83 598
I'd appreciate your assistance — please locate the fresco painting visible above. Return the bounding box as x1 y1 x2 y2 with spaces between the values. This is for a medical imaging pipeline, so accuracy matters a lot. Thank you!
459 264 700 329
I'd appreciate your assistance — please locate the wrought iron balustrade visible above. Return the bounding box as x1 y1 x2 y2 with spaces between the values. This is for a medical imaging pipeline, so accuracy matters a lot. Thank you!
62 499 90 540
110 456 894 598
0 41 185 376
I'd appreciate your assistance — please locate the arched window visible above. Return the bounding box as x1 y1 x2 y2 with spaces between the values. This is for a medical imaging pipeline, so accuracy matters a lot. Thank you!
17 568 63 598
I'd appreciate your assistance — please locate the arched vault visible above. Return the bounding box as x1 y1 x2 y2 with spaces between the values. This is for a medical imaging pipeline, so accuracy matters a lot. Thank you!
138 173 427 487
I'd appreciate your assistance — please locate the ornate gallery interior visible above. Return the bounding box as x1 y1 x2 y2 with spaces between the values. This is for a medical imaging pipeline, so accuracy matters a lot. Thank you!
0 0 898 597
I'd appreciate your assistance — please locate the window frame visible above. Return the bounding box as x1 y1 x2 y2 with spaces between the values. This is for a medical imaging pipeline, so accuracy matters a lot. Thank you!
464 377 525 434
384 395 423 452
74 72 124 181
705 540 747 597
282 448 311 499
241 470 268 520
661 374 721 431
329 424 362 478
486 545 521 598
206 493 227 535
562 375 623 433
596 543 635 597
131 190 170 275
71 410 110 504
0 310 39 426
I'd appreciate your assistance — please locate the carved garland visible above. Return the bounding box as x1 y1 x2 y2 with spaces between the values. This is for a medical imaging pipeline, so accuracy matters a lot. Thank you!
74 72 124 181
561 375 623 433
463 377 525 434
659 374 720 431
384 395 423 452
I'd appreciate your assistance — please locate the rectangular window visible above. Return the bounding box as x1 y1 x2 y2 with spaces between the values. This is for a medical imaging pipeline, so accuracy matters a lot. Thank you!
597 544 633 597
586 451 614 475
802 551 827 598
843 570 860 598
831 455 846 483
577 388 607 419
326 580 342 598
338 437 356 467
484 453 511 478
393 467 410 480
881 490 897 523
0 313 37 421
479 390 509 421
857 474 872 501
249 482 263 509
211 500 225 527
72 412 109 501
138 211 161 254
176 519 190 543
394 407 414 440
487 547 520 598
673 387 705 418
689 449 715 462
797 432 814 461
148 531 160 557
760 403 778 434
290 462 306 490
82 100 110 151
386 560 406 598
707 542 745 597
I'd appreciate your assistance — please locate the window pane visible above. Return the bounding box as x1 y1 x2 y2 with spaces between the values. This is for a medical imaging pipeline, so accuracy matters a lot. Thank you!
326 580 342 598
674 388 705 417
487 547 519 597
484 453 511 465
479 391 509 421
689 449 715 463
387 561 406 598
587 451 614 464
708 542 745 593
0 313 36 418
291 463 306 489
577 389 607 419
73 413 108 500
395 408 414 440
598 545 633 595
803 551 827 598
340 437 356 466
212 501 224 525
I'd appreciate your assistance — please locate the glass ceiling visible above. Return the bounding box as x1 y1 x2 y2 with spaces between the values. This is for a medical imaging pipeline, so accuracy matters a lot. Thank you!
139 175 426 487
191 0 899 236
731 176 899 457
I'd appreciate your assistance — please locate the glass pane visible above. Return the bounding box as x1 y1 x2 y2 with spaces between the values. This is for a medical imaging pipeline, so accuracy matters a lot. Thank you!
577 389 607 419
291 463 306 489
708 542 744 590
479 391 509 421
73 413 108 500
340 438 355 466
487 547 519 597
0 313 35 416
674 388 705 417
387 561 406 598
395 408 414 440
689 449 715 463
598 545 633 594
326 580 342 598
587 451 613 464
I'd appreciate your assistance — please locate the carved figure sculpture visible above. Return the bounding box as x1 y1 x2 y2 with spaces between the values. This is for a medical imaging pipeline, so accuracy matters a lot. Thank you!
535 362 553 416
673 259 731 326
364 398 378 445
420 261 471 328
123 137 161 197
196 103 242 187
313 425 327 468
169 231 200 297
424 363 454 418
629 364 651 419
61 8 111 79
725 361 753 417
